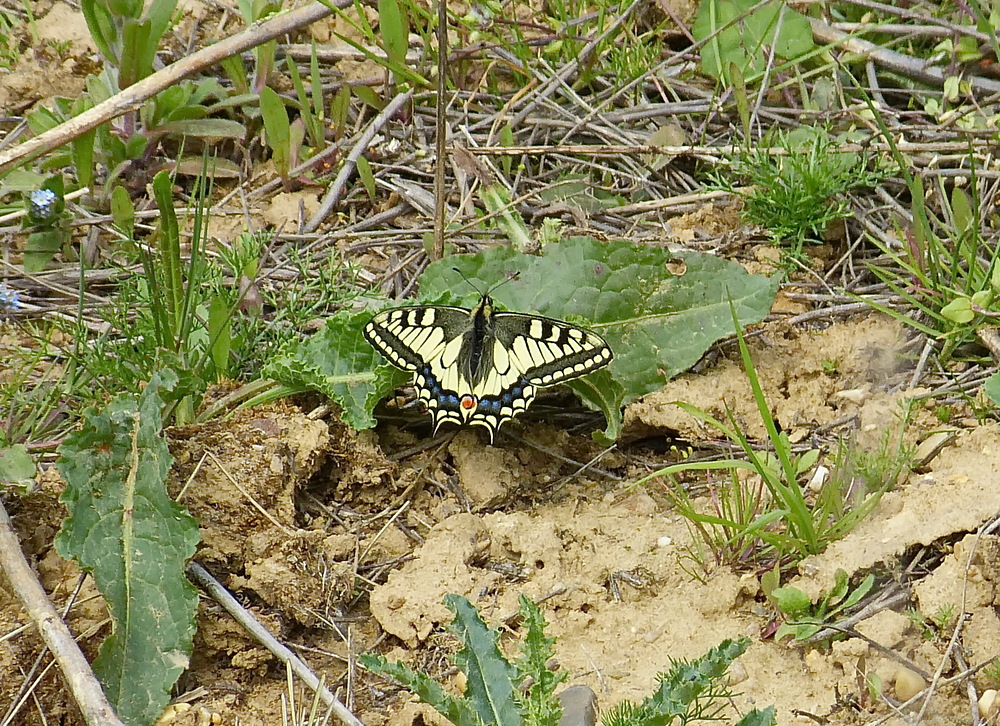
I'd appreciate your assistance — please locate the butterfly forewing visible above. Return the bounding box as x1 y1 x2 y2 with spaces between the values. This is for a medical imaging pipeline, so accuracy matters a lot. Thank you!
363 297 612 442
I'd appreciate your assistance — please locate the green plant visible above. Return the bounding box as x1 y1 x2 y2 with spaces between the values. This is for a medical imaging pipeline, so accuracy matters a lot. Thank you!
769 569 874 644
324 0 429 88
21 175 71 272
634 303 911 569
55 370 200 725
858 85 1000 379
23 0 244 196
714 126 883 262
908 603 958 640
0 344 76 450
981 660 1000 689
75 169 230 424
692 0 815 86
362 594 775 726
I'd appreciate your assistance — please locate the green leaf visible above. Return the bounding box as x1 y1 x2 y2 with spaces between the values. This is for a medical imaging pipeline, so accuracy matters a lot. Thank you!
771 586 811 617
515 596 565 726
23 230 65 273
693 0 814 84
264 309 399 430
54 371 199 726
361 654 481 726
154 118 246 139
260 87 291 176
446 594 520 726
111 184 135 240
736 707 777 726
0 444 35 488
839 573 875 611
984 371 1000 406
378 0 409 66
940 296 974 324
356 155 376 200
644 638 750 720
951 186 973 239
208 295 232 376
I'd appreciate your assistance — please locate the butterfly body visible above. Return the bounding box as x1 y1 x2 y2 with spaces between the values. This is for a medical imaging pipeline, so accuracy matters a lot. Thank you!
363 296 612 442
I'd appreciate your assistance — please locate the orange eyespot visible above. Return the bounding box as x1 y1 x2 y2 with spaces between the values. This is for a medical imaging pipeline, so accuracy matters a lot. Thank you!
460 395 477 410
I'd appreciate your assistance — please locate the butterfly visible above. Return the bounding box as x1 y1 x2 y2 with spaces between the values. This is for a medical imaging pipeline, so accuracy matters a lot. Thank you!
363 295 613 442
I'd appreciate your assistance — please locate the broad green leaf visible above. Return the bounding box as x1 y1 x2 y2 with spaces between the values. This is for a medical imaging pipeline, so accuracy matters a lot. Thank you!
259 87 291 176
984 371 1000 405
54 371 199 726
378 0 409 66
940 296 974 323
770 586 811 616
23 230 64 273
0 444 35 488
154 119 246 139
265 309 400 431
693 0 814 84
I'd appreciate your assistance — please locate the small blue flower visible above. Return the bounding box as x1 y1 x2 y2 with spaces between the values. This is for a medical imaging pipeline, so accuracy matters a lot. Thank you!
0 282 21 312
29 188 58 221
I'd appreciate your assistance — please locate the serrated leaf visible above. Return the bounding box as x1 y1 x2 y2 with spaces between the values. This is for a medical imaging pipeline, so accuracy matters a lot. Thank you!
361 654 481 726
446 594 520 726
515 596 564 726
645 638 750 719
54 371 199 726
265 309 402 430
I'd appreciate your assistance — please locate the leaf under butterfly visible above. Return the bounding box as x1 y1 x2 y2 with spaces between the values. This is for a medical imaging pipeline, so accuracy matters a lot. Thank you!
415 237 778 440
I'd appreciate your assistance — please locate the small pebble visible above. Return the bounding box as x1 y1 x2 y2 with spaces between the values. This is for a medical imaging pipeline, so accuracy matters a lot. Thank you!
893 667 925 701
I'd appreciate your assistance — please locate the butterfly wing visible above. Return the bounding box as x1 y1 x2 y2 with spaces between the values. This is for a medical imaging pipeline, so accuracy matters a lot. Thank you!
363 305 480 433
465 312 612 438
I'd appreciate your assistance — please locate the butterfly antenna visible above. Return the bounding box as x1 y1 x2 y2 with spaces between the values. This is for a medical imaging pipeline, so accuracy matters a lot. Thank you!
451 267 520 297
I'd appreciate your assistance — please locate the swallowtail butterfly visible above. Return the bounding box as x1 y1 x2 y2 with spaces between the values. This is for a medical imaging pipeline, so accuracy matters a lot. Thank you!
363 296 612 442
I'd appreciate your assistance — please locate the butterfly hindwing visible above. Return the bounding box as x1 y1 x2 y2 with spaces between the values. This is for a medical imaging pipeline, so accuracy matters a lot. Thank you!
363 297 612 442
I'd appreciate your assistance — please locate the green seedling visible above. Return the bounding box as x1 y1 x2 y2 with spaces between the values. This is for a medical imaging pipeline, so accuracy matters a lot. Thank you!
769 569 874 644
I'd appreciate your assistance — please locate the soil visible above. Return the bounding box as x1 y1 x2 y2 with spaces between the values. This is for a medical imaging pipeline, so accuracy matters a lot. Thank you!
3 2 1000 726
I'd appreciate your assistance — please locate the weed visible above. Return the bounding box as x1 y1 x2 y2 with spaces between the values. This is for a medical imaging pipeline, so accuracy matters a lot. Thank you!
714 126 883 262
0 339 75 450
634 303 912 571
768 569 875 645
362 594 775 726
